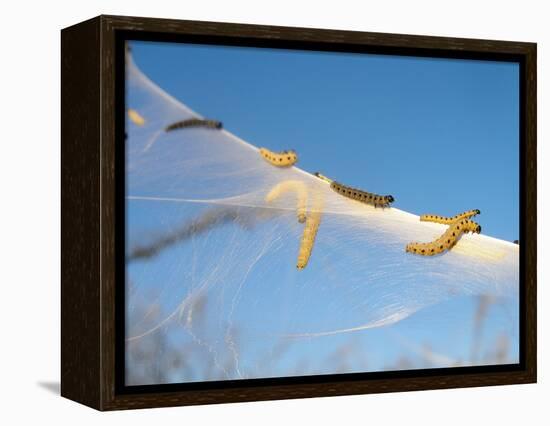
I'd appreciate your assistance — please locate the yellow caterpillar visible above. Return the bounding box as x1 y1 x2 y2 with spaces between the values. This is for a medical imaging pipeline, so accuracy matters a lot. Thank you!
128 109 145 126
296 196 323 269
259 148 298 167
314 173 394 208
420 209 480 225
406 219 482 256
265 180 308 223
165 118 222 132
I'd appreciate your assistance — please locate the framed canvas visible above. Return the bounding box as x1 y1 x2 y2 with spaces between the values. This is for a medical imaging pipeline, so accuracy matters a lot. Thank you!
61 15 536 411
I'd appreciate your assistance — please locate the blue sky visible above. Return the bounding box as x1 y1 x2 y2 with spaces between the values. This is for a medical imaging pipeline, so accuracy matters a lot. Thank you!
126 41 520 384
130 40 519 241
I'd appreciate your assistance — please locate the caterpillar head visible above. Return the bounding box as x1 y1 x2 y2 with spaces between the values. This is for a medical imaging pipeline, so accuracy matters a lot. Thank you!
214 121 223 129
386 195 395 203
475 225 482 234
475 209 481 215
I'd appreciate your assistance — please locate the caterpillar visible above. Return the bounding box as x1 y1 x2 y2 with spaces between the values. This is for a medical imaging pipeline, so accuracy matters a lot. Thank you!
314 172 394 208
296 196 323 269
406 219 482 256
128 108 145 126
420 209 480 225
313 172 333 184
165 118 223 132
128 205 277 262
259 148 298 167
265 180 308 223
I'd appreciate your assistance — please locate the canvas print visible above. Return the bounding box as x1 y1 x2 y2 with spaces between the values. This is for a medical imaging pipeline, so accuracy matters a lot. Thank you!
124 41 519 387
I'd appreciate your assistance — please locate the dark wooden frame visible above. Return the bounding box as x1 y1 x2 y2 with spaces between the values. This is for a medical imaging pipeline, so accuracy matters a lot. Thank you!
61 14 537 411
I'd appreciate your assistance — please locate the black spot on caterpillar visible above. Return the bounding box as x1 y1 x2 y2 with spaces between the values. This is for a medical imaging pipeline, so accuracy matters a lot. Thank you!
260 148 298 167
406 219 482 256
420 209 480 225
314 173 394 208
296 195 323 269
265 180 308 223
165 118 223 132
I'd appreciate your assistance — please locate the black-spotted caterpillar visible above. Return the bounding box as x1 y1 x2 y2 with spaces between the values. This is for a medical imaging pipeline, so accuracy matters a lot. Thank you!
265 180 308 223
165 118 223 132
420 209 480 225
314 173 394 208
406 210 482 256
259 148 298 167
296 195 323 269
